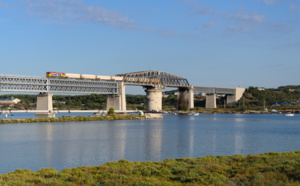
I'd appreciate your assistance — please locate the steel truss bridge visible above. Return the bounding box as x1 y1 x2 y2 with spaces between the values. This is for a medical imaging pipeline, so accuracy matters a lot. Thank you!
116 71 190 88
0 75 119 94
0 72 241 95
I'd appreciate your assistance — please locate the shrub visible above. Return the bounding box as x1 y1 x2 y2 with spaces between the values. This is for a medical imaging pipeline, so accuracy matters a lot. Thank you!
108 107 115 115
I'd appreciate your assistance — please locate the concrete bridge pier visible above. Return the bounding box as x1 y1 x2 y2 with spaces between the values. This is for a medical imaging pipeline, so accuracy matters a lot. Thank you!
177 87 194 110
205 94 217 109
227 88 245 105
106 82 126 111
36 93 55 118
144 87 163 112
226 94 236 105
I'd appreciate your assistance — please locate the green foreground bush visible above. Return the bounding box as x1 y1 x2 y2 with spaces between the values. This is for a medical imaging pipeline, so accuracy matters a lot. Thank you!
0 115 142 124
0 151 300 185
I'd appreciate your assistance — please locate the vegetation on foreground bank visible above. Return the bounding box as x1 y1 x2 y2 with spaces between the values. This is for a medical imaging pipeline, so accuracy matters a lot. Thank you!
0 115 143 124
0 151 300 185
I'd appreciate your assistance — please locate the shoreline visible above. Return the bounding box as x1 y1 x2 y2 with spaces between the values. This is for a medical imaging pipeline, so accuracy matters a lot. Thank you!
0 151 299 185
170 111 298 115
0 114 146 124
0 111 297 124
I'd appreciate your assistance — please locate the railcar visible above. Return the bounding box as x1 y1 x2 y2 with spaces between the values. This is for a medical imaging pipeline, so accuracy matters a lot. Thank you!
111 76 124 81
46 72 124 81
65 73 81 79
46 72 66 77
96 75 111 80
81 74 96 79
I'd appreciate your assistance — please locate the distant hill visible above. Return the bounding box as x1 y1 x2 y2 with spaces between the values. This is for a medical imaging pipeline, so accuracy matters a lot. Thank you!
241 86 300 106
277 85 300 91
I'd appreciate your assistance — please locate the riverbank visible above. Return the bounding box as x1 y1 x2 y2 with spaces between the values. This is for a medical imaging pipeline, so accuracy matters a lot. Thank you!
0 151 299 185
173 107 300 114
0 115 145 124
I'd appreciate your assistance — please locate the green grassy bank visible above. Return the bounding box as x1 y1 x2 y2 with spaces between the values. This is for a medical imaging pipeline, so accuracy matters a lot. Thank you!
0 151 299 185
0 115 144 124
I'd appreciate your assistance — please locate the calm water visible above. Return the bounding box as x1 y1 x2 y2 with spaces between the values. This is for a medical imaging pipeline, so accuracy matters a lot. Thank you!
0 113 299 174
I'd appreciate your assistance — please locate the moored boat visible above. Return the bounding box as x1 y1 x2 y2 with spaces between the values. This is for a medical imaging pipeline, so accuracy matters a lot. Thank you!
188 112 199 116
285 112 294 117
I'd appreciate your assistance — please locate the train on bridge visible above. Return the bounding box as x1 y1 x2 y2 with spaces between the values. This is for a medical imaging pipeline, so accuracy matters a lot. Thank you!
46 72 124 81
46 72 161 84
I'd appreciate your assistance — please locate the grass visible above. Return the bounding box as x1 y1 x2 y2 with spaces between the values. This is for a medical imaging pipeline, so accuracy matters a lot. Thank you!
0 151 300 185
0 115 144 124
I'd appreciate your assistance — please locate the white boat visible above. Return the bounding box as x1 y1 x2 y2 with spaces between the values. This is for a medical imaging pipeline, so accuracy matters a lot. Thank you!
188 112 199 116
285 112 294 117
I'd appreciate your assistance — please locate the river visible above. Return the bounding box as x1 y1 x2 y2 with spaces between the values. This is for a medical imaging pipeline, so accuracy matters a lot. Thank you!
0 113 299 174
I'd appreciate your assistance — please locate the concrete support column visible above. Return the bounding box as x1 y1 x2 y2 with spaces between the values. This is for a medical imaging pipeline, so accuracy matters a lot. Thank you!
226 94 236 105
36 93 55 118
120 82 126 110
177 87 194 110
226 88 246 106
145 87 163 112
107 82 126 111
189 87 194 110
205 94 217 109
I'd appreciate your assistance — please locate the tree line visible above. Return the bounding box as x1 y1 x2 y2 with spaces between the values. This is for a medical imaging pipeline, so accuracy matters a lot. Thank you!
0 85 299 110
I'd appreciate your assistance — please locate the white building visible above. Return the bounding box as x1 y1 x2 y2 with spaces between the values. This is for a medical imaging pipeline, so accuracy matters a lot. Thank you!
0 98 21 104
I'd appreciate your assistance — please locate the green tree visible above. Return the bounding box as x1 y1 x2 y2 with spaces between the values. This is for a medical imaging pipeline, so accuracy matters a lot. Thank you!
108 107 115 115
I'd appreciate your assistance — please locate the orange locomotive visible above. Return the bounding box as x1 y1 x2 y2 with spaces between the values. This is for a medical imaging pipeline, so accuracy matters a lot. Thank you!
46 72 66 77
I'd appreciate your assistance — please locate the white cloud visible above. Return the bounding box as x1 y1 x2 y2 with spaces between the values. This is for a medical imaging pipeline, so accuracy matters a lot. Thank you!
290 4 300 13
232 11 265 24
0 0 7 8
16 0 136 29
263 0 276 5
197 20 216 30
196 7 213 15
177 0 267 34
224 10 265 33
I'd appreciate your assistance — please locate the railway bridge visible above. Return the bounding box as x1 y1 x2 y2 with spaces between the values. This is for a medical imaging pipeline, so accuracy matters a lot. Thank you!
0 71 245 117
114 71 192 112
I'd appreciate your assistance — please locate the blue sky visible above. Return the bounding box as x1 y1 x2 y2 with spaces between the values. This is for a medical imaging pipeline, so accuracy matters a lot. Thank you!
0 0 299 93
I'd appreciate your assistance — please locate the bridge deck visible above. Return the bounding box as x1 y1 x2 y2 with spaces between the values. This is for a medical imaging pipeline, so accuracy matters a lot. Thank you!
193 86 237 94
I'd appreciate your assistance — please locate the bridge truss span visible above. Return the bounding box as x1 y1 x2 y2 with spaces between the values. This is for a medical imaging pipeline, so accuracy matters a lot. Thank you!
116 71 190 88
0 75 119 94
0 76 48 92
48 78 119 94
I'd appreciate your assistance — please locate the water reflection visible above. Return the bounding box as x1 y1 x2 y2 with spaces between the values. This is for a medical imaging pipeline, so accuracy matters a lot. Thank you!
0 114 300 173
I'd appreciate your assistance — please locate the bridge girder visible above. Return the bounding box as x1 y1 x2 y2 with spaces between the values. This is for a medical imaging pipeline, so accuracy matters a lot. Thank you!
116 71 190 88
0 75 119 94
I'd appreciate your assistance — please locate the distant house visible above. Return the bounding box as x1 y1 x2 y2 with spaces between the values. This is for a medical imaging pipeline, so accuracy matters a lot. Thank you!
0 98 21 104
289 89 300 92
257 87 265 91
